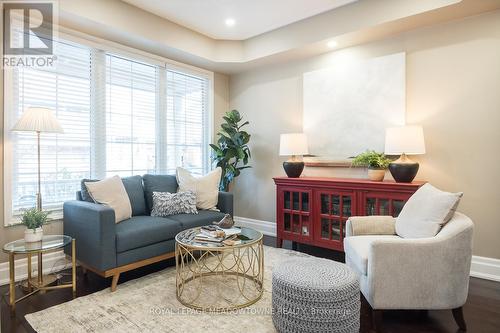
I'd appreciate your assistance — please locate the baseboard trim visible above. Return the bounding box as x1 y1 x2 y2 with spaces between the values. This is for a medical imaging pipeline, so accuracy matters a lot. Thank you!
0 250 70 286
234 216 500 282
470 255 500 282
234 216 276 237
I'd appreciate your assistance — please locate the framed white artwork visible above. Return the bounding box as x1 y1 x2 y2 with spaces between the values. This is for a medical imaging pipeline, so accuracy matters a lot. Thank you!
303 52 406 164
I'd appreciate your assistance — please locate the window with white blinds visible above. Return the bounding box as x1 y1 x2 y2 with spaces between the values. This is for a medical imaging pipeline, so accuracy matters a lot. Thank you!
7 39 92 216
105 55 158 177
4 35 212 224
166 70 209 176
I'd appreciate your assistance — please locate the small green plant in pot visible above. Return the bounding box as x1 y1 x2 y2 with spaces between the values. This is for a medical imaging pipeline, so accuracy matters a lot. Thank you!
351 150 392 181
21 208 50 242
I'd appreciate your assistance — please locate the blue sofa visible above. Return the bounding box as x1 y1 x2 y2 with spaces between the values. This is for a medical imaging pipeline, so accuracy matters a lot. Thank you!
63 174 233 291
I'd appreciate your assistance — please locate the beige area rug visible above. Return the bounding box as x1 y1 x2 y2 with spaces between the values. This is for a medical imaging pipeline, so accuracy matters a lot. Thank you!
25 246 310 333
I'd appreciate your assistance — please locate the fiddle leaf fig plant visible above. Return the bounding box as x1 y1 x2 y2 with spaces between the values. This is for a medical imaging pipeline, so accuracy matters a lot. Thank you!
351 150 392 169
210 110 251 191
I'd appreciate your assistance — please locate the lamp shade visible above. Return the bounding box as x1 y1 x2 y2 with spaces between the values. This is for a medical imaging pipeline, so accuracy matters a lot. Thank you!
279 133 308 156
385 125 425 155
11 107 64 133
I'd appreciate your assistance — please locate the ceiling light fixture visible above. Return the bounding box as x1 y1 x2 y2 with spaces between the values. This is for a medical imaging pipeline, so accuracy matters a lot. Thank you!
327 40 338 49
225 18 236 27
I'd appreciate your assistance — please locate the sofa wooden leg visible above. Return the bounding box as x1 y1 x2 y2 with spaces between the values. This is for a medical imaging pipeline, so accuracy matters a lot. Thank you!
452 307 467 331
372 309 383 333
111 273 120 292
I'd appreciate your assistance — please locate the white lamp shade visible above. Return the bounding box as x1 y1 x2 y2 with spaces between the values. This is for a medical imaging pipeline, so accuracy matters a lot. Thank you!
279 133 309 156
11 107 64 133
385 125 425 155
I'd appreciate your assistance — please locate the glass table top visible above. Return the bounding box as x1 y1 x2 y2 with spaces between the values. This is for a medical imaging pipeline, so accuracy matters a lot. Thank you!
3 235 72 254
176 226 262 249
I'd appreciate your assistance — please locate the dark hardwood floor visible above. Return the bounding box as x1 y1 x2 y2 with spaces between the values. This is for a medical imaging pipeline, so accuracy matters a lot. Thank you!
2 236 499 333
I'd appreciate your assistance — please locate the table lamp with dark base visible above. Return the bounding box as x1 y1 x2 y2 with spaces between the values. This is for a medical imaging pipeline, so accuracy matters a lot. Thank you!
280 133 308 178
388 153 419 183
385 126 425 183
283 159 305 178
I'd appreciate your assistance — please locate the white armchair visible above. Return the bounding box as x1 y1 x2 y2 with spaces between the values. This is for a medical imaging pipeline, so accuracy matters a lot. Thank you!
344 212 474 331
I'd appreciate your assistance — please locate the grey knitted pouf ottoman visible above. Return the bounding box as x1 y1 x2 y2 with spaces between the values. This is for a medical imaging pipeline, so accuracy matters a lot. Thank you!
272 256 360 333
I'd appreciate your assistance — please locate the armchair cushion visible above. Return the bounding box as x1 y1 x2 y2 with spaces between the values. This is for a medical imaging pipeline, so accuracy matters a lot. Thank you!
348 216 396 236
396 183 463 238
344 235 400 275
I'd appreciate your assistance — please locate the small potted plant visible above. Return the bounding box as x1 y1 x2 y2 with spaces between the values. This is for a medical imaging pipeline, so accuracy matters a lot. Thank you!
21 208 50 242
351 150 392 181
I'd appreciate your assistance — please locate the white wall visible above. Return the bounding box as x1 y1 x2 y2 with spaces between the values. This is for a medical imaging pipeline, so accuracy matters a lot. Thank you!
229 10 500 259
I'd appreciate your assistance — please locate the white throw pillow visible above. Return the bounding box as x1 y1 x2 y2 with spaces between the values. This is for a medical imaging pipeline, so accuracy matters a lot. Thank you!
84 176 132 223
395 183 463 238
176 167 222 210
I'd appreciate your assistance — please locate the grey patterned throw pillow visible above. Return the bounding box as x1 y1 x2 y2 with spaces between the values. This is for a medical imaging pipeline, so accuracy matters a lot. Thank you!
151 191 198 217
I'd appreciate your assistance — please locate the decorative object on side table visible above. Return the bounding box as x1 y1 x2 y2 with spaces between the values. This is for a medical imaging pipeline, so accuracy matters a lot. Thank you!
279 133 308 178
212 213 234 229
210 109 251 191
11 107 64 210
351 150 392 181
20 208 50 242
385 125 426 183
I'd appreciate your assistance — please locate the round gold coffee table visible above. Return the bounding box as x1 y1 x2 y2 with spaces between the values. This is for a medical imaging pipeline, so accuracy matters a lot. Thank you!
175 226 264 312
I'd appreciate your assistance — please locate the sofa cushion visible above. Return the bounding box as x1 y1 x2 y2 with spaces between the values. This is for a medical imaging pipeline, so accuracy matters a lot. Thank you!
84 176 132 223
143 174 178 212
151 191 198 217
117 239 176 267
115 216 182 253
81 175 147 216
176 167 221 210
396 183 463 238
344 235 401 275
168 210 227 229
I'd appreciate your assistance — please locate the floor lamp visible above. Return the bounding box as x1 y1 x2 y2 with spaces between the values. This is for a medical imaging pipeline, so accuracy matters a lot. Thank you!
11 107 64 211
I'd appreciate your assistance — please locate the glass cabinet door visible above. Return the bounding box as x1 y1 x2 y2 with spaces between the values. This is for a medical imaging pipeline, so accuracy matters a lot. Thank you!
315 191 354 250
281 189 312 242
364 193 409 217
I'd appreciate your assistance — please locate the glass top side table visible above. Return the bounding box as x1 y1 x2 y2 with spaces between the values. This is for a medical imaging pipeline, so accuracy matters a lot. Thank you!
2 235 76 313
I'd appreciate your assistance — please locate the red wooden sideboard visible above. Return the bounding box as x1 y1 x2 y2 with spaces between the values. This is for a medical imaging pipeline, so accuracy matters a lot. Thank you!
273 177 425 252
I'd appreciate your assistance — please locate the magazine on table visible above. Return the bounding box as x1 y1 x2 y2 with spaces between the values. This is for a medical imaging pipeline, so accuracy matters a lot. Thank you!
194 225 242 244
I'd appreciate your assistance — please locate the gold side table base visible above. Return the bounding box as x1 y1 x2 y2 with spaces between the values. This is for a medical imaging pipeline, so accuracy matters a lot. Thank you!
21 274 58 292
175 240 264 312
6 238 77 314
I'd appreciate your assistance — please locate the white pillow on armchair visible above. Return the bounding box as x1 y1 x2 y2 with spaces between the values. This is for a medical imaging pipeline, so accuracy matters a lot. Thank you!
396 183 463 238
176 167 222 210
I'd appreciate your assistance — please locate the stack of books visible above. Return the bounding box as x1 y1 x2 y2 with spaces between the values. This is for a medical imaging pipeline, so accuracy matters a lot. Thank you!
194 226 242 246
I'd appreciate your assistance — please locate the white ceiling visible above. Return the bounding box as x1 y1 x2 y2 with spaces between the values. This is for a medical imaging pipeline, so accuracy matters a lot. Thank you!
121 0 358 40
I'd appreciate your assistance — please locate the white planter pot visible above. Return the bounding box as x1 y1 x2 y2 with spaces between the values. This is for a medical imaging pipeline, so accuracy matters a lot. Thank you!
24 227 43 243
368 168 386 182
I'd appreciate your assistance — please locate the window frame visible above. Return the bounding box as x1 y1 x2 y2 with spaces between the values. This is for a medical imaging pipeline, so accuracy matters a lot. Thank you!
3 28 214 226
